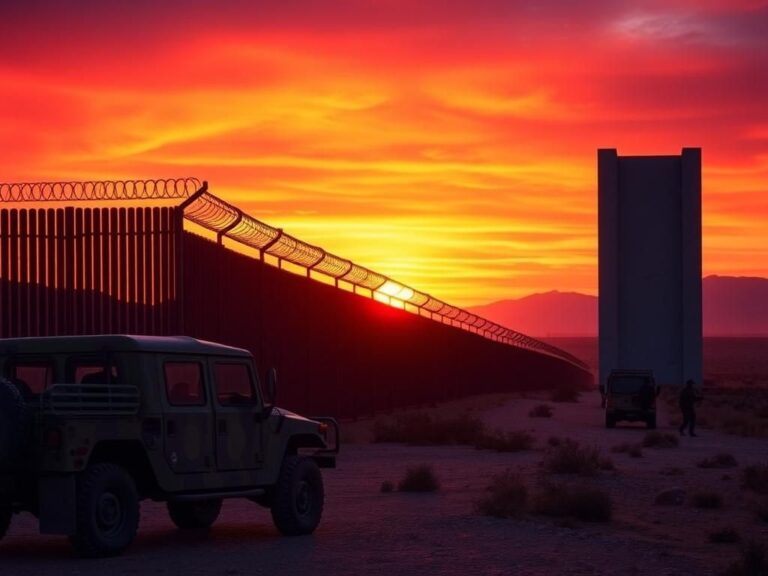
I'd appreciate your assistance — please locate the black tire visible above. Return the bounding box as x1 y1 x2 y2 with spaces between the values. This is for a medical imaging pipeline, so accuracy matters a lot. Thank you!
69 463 139 558
167 499 222 530
605 414 616 429
646 416 657 430
271 456 324 536
0 378 30 468
0 507 11 541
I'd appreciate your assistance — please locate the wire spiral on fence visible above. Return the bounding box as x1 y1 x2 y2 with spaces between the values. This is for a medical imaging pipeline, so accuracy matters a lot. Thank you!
0 178 589 371
0 178 200 202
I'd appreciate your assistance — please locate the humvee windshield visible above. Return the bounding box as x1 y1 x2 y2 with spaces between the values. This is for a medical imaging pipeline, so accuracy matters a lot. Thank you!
609 376 651 394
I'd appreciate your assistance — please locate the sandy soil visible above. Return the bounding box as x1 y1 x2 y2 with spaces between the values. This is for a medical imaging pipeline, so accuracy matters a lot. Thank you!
2 393 767 575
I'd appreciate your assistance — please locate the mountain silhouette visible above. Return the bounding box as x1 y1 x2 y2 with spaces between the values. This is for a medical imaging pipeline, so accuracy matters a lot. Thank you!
469 275 768 337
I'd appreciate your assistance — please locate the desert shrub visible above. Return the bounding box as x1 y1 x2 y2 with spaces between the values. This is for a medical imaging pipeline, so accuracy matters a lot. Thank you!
543 439 613 476
475 430 535 453
742 464 768 494
709 528 740 544
475 471 528 518
549 386 580 403
659 466 685 476
529 404 554 418
628 444 643 458
698 453 738 469
373 412 485 446
533 482 612 523
547 436 563 447
756 502 768 523
398 464 439 493
724 540 768 576
692 491 723 509
642 431 679 449
611 442 643 457
380 480 394 493
722 416 766 438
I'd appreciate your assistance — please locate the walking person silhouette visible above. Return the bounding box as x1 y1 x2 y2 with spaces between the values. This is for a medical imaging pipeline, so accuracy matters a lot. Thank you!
678 379 701 436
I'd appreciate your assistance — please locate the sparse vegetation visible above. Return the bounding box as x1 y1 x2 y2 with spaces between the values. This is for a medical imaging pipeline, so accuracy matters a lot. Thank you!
698 453 739 469
724 540 768 576
397 464 440 493
529 404 554 418
475 430 535 453
543 439 613 476
549 386 580 403
660 466 685 476
380 480 394 493
642 431 679 449
742 463 768 494
692 491 723 509
756 501 768 523
709 527 740 544
547 436 563 447
373 412 485 446
533 482 612 523
475 471 528 518
611 442 643 458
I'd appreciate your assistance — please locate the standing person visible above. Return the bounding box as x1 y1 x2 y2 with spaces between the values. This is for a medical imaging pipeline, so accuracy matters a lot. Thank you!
678 379 701 436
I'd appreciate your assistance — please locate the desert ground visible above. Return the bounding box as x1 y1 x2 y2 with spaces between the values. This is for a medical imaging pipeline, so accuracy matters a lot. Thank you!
2 390 767 575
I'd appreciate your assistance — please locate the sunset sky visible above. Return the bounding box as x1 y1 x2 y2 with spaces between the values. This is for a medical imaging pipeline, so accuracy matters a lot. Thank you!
1 0 767 306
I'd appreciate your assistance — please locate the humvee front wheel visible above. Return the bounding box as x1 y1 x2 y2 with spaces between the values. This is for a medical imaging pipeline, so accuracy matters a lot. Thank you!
0 506 11 541
271 456 324 536
167 499 222 530
605 414 616 429
70 463 139 558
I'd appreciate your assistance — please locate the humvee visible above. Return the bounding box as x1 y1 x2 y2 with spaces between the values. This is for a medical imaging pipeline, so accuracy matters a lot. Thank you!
0 335 339 557
600 369 660 429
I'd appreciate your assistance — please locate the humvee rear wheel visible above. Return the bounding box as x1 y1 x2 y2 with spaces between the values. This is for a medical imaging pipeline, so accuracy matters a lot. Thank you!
271 456 324 536
167 499 222 530
646 416 657 429
70 463 139 558
0 506 11 541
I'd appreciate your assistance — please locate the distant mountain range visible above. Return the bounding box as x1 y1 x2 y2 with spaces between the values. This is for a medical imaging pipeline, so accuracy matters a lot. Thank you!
468 275 768 337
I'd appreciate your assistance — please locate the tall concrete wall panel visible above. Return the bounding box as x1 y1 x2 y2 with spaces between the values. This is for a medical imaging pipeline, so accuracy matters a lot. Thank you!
599 148 702 386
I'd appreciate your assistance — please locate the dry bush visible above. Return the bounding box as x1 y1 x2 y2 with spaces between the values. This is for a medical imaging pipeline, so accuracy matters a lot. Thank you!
611 442 643 458
642 431 679 449
475 471 528 518
549 386 580 403
547 436 563 447
373 412 485 446
693 491 723 509
742 464 768 494
398 464 440 493
475 430 535 453
380 480 394 493
543 439 613 476
533 482 612 523
724 541 768 576
721 416 767 438
659 467 685 476
529 404 554 418
756 501 768 523
709 528 740 544
698 453 739 469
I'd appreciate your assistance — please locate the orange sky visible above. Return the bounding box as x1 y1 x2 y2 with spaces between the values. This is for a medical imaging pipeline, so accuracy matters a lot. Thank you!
1 0 767 306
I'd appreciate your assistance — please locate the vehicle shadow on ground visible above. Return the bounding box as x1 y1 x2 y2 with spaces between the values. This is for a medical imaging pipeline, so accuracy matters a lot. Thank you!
0 523 282 562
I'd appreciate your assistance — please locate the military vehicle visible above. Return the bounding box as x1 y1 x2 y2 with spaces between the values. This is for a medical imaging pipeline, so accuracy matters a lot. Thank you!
600 368 659 429
0 335 339 557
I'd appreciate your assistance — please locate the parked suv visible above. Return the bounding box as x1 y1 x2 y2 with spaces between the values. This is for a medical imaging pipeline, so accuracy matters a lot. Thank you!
0 335 339 557
600 369 659 429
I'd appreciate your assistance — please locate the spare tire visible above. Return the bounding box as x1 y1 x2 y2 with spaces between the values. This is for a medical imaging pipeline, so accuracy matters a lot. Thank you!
0 378 31 469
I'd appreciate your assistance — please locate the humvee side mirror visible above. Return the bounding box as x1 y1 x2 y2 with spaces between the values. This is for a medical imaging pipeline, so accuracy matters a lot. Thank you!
262 367 278 417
